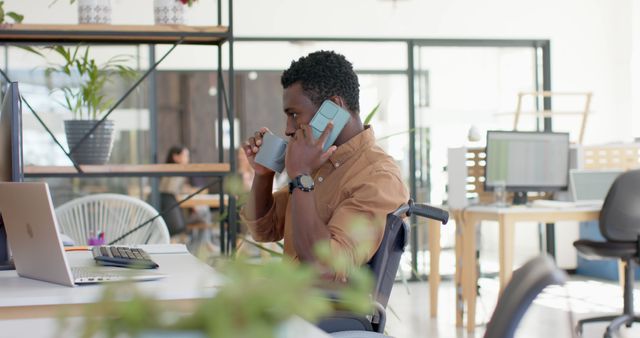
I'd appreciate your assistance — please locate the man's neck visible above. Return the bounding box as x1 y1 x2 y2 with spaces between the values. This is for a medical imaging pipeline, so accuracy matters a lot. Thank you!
333 115 364 147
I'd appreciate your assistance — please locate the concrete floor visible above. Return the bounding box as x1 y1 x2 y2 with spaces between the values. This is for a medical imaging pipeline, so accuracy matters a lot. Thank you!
385 276 640 338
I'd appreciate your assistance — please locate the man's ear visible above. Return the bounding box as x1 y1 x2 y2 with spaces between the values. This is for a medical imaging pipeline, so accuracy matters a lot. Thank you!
329 96 347 109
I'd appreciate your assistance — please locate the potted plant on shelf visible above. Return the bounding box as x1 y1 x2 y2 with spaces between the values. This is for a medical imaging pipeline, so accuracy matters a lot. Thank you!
154 0 197 25
38 45 137 165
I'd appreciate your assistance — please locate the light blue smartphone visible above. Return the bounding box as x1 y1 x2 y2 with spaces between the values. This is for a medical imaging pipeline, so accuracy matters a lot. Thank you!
309 100 350 152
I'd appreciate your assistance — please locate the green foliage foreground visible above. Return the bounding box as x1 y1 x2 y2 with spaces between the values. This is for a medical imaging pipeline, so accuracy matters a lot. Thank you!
62 257 373 338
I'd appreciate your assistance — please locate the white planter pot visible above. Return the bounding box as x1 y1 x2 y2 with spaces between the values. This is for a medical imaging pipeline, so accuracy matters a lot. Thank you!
154 0 185 25
78 0 112 24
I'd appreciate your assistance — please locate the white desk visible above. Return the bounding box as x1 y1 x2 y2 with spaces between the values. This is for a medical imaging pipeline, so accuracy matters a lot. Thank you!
0 244 225 319
455 204 600 331
0 244 331 337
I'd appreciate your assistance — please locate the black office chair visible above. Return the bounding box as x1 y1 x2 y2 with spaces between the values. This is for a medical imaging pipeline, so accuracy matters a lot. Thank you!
317 200 449 335
483 254 568 338
159 192 187 236
573 169 640 338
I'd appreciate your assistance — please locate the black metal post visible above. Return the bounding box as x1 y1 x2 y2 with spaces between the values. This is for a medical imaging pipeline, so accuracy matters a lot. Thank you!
407 41 419 280
542 41 556 258
149 46 160 209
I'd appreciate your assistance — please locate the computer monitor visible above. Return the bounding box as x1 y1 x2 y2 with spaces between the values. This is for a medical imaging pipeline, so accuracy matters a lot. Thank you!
485 130 570 204
0 82 22 270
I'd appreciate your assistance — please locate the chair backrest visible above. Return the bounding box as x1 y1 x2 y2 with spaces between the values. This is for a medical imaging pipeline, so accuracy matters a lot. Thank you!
159 192 187 236
483 255 567 338
55 193 170 245
366 211 410 309
599 169 640 242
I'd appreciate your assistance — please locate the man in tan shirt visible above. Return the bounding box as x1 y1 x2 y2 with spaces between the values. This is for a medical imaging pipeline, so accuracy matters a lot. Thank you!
241 51 408 279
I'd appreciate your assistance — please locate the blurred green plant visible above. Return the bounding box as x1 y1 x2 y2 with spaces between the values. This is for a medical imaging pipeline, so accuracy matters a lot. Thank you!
29 45 137 120
363 102 380 126
0 1 24 24
62 255 373 338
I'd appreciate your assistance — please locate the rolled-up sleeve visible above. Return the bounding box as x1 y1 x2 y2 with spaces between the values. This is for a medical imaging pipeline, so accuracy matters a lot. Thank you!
240 188 289 242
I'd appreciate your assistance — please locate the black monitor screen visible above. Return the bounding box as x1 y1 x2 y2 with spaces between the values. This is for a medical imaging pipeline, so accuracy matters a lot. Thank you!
485 131 570 192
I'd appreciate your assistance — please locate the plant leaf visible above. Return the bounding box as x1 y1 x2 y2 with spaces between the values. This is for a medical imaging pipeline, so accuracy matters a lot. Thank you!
363 102 380 126
6 12 23 23
238 238 283 257
16 46 44 57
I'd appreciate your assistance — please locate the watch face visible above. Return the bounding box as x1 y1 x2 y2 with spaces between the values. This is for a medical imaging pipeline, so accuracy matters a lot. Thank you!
300 175 314 189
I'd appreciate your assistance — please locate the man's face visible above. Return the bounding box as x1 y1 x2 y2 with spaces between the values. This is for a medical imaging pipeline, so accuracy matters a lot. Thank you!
283 82 319 138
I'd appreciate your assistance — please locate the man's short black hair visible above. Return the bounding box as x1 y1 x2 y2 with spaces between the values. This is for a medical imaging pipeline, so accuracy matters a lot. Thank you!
281 50 360 113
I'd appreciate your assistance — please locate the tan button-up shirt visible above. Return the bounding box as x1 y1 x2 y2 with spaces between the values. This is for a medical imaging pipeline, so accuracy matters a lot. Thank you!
242 127 409 271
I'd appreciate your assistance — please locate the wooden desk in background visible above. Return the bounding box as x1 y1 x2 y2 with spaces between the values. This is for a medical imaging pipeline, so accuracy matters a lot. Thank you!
178 194 229 209
456 205 600 331
439 205 600 332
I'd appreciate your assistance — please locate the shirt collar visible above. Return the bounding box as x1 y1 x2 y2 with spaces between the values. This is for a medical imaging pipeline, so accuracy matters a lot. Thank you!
328 126 375 167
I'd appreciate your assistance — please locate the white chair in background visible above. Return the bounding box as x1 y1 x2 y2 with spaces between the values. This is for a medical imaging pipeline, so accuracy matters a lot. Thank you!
55 193 170 246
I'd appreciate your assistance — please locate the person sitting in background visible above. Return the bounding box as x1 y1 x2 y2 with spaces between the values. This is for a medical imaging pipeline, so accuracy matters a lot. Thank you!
159 146 211 232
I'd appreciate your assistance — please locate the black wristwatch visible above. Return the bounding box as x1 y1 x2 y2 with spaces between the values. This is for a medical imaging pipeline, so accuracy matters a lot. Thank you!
289 174 315 193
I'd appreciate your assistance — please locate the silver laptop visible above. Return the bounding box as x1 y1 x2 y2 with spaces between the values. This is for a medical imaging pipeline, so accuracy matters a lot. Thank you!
0 182 165 287
569 169 623 206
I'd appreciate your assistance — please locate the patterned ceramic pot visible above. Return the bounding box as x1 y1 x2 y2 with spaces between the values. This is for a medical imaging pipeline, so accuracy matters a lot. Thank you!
154 0 185 25
78 0 112 24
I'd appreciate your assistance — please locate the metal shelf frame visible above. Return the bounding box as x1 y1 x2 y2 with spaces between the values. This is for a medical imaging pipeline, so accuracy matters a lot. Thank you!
1 0 238 254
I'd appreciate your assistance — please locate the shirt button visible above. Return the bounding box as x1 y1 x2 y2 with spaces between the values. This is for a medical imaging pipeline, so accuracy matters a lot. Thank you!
334 162 340 168
318 177 324 182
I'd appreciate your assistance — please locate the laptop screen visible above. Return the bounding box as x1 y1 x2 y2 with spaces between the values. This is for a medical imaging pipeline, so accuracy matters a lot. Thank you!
570 170 622 202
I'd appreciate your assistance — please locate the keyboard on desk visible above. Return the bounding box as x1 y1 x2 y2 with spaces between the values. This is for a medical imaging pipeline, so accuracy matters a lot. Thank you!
92 246 159 269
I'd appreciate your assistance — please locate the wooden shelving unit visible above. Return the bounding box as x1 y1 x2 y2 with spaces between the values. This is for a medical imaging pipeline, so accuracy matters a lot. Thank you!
2 2 238 252
2 23 233 178
24 163 230 178
0 24 229 45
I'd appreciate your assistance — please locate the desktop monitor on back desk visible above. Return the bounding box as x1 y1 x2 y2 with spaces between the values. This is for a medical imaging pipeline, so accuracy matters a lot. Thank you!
0 82 23 270
484 131 570 205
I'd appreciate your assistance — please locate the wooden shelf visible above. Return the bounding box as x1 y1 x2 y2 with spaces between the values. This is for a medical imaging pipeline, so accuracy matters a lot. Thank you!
0 24 229 45
24 163 230 178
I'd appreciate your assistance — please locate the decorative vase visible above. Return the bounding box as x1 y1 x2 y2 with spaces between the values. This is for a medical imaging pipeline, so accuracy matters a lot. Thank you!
64 120 115 165
154 0 185 25
78 0 112 24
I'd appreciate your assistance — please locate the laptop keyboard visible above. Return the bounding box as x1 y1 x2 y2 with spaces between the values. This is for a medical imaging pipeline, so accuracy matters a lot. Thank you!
91 246 159 269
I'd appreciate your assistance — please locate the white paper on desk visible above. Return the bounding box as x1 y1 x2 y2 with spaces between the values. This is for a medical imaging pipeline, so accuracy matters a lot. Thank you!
131 244 189 254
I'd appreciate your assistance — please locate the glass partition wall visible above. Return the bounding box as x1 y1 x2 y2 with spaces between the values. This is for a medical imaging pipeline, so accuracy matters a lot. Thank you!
234 38 549 278
413 44 544 278
2 38 550 275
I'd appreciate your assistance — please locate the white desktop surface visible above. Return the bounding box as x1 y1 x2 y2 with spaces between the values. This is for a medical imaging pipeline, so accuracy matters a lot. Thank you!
463 203 601 214
0 244 224 314
0 245 331 338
